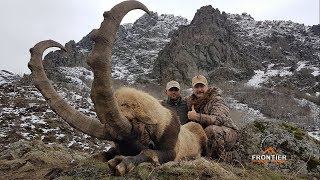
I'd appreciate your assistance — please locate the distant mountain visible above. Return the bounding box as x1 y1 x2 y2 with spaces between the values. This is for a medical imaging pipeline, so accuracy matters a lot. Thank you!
0 70 21 85
43 12 189 84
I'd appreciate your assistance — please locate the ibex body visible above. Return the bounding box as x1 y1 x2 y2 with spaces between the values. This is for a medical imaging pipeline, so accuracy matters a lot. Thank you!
28 0 207 176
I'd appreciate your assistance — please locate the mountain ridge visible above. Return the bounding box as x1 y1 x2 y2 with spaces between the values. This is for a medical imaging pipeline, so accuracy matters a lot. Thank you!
37 6 319 97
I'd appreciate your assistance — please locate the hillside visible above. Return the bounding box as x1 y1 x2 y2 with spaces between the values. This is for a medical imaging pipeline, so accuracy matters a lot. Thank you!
0 4 320 179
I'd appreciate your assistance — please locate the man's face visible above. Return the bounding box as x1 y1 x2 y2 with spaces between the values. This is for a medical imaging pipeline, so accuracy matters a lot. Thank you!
166 87 181 100
192 83 208 98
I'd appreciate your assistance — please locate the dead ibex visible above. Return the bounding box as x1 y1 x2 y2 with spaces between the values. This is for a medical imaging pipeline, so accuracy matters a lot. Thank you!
28 0 207 176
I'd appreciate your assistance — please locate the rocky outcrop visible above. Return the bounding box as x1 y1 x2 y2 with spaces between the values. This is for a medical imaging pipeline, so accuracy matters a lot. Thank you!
311 24 320 36
228 14 320 95
238 120 320 175
152 6 256 86
43 40 89 69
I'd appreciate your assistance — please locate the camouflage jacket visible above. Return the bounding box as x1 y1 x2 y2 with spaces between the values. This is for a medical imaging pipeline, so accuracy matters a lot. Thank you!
186 87 238 131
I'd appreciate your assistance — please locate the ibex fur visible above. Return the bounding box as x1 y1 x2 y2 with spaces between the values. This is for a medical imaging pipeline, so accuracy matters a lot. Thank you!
28 0 207 176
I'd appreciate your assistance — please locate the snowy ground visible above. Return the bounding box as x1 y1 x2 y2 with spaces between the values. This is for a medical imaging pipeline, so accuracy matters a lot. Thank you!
246 61 319 96
0 70 108 153
1 68 319 151
308 130 320 141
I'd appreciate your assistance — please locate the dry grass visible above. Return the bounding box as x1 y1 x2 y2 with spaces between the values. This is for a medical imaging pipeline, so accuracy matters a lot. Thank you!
1 140 316 180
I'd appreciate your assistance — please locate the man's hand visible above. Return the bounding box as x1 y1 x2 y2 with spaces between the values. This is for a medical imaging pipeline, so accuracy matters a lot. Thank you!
188 105 198 121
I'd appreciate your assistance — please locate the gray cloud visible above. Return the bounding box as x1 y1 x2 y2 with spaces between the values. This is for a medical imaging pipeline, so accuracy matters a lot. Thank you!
0 0 101 74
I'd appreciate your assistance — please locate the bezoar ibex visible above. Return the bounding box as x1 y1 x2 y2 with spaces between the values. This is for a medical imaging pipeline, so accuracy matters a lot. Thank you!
28 0 207 176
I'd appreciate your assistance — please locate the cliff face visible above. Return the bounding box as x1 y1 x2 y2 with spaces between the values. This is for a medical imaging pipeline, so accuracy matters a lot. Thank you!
152 6 255 86
227 13 319 95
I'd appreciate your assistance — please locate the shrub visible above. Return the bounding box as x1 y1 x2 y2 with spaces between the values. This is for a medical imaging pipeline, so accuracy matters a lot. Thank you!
281 123 306 140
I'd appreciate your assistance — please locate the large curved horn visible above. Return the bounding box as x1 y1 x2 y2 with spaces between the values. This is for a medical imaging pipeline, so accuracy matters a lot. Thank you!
28 40 119 141
87 1 150 137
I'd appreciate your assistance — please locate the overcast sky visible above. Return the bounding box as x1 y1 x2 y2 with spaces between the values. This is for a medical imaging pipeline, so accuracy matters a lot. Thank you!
0 0 319 74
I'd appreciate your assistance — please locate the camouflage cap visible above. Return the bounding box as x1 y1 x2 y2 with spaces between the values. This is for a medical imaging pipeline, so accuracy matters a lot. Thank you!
192 75 208 87
166 81 180 90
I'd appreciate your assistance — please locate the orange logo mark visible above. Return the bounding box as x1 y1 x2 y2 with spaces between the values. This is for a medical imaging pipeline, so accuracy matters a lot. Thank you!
251 147 287 163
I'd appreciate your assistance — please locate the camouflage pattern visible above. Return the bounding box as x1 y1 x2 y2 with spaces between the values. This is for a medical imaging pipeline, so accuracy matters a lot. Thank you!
186 87 238 158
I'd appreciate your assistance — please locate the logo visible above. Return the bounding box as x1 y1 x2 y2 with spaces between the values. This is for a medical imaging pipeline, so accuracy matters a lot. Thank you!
251 147 287 163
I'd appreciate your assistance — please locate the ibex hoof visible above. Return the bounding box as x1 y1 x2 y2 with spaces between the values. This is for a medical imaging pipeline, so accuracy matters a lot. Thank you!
108 156 136 176
115 158 135 176
107 155 124 169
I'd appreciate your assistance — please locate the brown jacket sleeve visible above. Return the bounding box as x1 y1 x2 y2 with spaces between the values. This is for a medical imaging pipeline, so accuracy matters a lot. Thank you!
186 89 238 130
194 97 231 127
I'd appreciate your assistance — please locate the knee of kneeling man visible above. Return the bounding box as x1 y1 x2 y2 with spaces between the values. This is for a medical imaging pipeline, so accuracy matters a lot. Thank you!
204 125 222 135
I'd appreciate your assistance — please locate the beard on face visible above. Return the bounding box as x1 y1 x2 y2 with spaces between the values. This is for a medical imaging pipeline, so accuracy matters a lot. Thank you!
170 95 179 100
195 91 205 98
169 92 180 100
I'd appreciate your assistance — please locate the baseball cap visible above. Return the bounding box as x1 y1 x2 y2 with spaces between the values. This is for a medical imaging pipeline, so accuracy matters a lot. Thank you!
166 81 180 90
192 75 208 87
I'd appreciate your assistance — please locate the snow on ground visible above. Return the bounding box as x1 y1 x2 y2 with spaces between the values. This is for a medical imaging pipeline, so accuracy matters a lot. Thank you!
0 75 109 153
0 132 6 138
227 96 320 140
246 60 319 88
296 98 320 126
246 70 267 87
112 62 130 80
246 66 293 87
228 13 320 50
0 78 7 85
296 61 307 71
0 70 21 85
296 61 320 77
58 66 93 90
308 130 320 141
311 69 319 76
226 97 265 127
